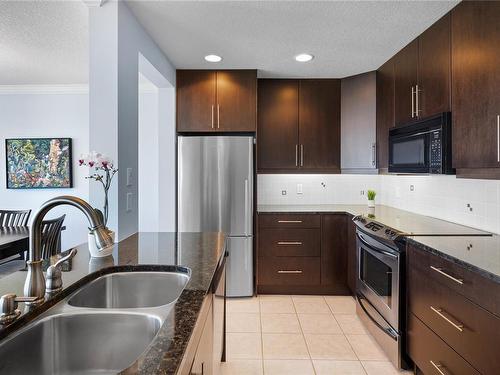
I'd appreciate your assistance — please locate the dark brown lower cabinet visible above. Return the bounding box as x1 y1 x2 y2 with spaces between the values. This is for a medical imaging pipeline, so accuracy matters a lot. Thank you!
407 243 500 375
257 213 350 295
320 214 349 294
347 216 357 295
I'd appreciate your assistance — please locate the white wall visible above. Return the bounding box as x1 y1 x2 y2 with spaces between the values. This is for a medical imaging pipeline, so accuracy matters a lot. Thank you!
0 88 89 250
89 1 176 240
258 174 500 234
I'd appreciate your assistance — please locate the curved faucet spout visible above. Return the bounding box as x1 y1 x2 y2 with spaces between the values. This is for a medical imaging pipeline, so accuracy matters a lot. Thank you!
24 196 115 304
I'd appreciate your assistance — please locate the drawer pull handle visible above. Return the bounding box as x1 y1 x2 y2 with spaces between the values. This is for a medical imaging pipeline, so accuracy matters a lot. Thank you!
278 270 303 274
277 220 303 223
430 266 464 285
429 360 448 375
430 306 464 332
277 241 303 245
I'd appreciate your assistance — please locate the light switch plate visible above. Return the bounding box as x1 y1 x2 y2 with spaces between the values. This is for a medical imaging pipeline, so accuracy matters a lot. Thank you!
297 183 303 195
126 168 132 187
126 193 132 212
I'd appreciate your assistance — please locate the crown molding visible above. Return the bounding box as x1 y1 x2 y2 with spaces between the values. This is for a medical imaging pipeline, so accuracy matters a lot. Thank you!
81 0 108 8
0 84 89 95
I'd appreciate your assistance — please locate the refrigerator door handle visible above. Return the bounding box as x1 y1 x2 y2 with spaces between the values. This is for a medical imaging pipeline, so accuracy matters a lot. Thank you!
244 178 249 236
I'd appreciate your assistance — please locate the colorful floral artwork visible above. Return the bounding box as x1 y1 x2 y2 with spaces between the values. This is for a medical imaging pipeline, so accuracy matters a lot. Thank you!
6 138 72 189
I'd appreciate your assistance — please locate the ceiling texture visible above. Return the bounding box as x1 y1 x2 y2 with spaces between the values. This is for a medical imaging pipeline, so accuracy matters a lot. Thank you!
0 0 459 84
0 0 88 85
127 0 459 78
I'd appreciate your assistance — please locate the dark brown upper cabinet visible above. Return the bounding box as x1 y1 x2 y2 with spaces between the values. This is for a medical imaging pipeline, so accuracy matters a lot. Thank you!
257 79 299 170
393 13 451 126
452 1 500 177
176 70 256 132
257 79 341 173
376 58 395 171
394 40 418 126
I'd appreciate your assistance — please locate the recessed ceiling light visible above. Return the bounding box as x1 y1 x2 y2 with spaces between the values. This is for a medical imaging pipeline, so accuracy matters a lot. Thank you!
204 54 222 63
295 53 314 62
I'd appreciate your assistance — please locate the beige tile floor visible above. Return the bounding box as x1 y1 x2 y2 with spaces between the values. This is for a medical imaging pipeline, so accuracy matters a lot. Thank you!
222 295 413 375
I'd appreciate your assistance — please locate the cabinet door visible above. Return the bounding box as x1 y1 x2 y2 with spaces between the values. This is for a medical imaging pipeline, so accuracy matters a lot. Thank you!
452 1 500 171
418 13 451 118
376 59 395 170
347 217 357 295
299 79 341 172
177 70 216 132
394 40 418 126
257 79 299 171
190 303 214 375
216 70 257 132
320 214 349 294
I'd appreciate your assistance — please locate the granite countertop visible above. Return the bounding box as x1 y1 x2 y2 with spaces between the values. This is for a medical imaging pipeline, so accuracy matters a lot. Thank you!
0 232 227 374
407 235 500 283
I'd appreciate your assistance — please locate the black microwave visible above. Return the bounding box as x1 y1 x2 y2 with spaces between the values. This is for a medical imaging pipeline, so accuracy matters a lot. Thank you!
388 112 454 174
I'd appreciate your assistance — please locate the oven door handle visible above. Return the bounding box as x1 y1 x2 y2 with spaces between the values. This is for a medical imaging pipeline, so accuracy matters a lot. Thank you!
356 295 398 341
356 232 398 259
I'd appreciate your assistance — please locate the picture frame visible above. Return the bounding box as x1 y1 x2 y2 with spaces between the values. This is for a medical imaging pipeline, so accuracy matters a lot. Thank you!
5 138 73 189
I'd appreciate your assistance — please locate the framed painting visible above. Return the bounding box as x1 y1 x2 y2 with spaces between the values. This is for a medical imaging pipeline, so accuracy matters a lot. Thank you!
5 138 73 189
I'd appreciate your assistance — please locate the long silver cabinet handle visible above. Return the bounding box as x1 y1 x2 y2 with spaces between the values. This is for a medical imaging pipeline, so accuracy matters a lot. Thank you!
295 144 298 166
217 104 220 129
278 270 303 274
277 241 303 245
371 142 376 166
411 86 415 118
300 145 304 167
497 115 499 162
415 84 420 117
430 266 463 285
278 220 302 223
430 306 464 332
211 105 214 129
429 360 447 375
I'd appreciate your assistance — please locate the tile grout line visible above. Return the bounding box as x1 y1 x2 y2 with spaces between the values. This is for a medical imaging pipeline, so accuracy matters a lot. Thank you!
258 296 265 374
294 296 317 375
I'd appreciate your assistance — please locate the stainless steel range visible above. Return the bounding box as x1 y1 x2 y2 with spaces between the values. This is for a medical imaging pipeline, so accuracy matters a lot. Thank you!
353 215 408 369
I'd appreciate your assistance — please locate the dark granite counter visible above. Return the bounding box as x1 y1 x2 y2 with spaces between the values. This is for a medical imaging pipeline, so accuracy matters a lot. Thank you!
0 232 227 374
408 235 500 284
257 204 489 236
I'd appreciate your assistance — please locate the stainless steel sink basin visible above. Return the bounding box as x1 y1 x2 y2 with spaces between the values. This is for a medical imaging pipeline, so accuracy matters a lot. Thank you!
68 271 190 309
0 312 161 375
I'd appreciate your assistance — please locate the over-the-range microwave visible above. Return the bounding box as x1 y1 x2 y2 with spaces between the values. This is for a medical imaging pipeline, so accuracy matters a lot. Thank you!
389 112 454 174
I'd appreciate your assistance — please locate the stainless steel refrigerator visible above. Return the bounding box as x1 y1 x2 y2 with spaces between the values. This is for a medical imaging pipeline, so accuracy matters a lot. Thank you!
177 136 254 297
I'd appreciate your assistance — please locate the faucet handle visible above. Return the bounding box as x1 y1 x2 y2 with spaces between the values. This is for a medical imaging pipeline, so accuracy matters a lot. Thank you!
0 294 38 324
46 248 77 294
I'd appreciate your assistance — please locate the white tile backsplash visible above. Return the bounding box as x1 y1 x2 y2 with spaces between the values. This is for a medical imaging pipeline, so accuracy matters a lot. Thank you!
257 174 500 234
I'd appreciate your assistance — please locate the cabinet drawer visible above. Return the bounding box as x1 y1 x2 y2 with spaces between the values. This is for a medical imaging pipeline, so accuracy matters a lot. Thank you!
408 244 500 317
408 313 480 375
408 266 500 375
259 228 320 257
258 257 320 286
258 214 320 229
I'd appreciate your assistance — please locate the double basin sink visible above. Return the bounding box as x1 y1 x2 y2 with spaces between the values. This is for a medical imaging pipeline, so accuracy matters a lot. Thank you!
0 271 190 374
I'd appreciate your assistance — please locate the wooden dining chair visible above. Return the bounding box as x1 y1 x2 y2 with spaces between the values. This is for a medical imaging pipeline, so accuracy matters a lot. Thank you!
0 209 31 228
41 215 66 260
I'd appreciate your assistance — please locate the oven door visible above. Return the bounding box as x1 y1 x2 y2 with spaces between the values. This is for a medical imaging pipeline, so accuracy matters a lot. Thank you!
389 131 430 173
356 230 400 329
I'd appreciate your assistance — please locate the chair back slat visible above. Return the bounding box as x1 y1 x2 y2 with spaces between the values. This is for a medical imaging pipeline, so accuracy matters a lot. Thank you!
41 215 66 260
0 209 31 228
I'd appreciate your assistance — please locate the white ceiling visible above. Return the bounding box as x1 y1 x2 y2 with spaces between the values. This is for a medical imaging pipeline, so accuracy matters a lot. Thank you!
127 0 459 78
0 0 88 85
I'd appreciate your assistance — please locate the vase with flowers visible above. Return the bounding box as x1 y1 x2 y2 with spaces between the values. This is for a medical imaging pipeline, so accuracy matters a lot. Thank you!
79 151 118 257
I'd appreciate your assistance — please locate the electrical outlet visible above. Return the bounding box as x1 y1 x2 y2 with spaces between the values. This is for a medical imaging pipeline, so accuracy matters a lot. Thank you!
126 168 132 187
360 190 365 196
297 184 303 195
321 182 326 188
410 185 415 192
126 193 132 212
